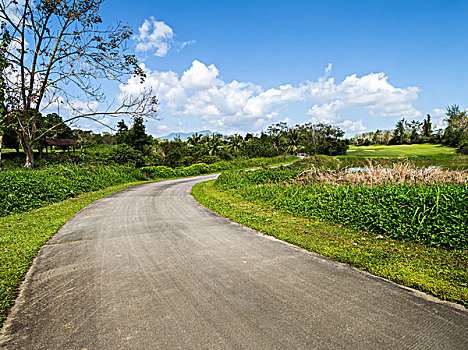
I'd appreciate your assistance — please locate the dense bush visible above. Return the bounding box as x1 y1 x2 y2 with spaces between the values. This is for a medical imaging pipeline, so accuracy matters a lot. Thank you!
140 155 296 179
458 141 468 155
0 165 147 216
215 169 468 249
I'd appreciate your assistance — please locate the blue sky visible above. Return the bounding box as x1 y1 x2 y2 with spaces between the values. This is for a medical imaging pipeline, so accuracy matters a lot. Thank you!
88 0 468 137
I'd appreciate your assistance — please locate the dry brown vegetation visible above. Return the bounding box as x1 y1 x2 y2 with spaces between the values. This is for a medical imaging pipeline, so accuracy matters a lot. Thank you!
295 162 468 187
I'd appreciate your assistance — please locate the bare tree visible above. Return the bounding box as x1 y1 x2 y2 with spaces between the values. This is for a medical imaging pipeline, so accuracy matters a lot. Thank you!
0 0 158 168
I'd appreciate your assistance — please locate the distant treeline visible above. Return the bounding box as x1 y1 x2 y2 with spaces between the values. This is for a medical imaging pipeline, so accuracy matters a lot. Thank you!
351 105 468 154
2 115 347 169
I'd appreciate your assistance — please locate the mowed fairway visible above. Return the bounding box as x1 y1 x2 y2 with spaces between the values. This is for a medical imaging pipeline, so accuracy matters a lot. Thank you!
347 143 457 157
1 175 467 349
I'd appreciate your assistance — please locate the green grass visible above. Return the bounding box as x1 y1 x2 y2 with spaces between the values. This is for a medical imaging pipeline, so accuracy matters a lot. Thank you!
347 143 457 157
192 180 468 307
0 181 148 326
344 143 468 170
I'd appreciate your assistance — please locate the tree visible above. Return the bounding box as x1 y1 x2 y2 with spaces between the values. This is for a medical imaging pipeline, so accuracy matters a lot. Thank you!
36 112 73 156
187 133 202 147
407 120 422 144
226 134 244 156
0 21 12 169
266 122 287 154
285 128 302 154
442 105 468 148
126 117 152 152
392 119 407 144
422 114 432 138
0 0 158 168
206 134 224 156
115 119 129 145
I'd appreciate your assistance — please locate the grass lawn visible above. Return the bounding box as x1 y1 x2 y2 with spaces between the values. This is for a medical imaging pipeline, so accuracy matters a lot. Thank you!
192 180 468 308
347 143 457 157
0 181 148 326
344 143 468 169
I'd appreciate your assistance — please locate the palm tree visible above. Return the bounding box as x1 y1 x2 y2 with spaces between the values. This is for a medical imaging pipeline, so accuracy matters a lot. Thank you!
286 128 302 154
207 134 224 155
187 133 202 147
227 134 245 156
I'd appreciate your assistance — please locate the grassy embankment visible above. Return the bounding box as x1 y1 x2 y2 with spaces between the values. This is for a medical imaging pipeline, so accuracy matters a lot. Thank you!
0 155 296 326
192 154 468 307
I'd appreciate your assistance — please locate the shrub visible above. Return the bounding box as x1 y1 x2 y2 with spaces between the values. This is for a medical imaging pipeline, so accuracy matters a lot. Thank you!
458 141 468 155
215 167 468 249
0 164 147 216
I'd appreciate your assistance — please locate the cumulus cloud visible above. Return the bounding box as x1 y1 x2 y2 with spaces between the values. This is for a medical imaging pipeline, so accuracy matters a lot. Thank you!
307 73 421 121
134 17 194 57
338 119 366 133
119 60 421 134
432 108 446 117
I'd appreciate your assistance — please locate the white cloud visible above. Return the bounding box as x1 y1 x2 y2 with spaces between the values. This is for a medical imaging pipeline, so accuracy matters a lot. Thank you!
119 61 421 134
307 73 421 121
63 100 99 115
134 17 194 57
307 101 344 124
180 60 221 90
338 119 366 133
282 117 293 124
432 108 445 117
157 124 168 131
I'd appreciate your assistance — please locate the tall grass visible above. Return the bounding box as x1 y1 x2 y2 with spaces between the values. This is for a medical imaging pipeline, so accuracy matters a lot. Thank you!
295 162 468 186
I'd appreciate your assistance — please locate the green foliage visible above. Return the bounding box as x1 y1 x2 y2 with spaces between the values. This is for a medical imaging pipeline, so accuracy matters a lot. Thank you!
443 105 468 148
458 141 468 155
141 155 297 179
100 144 146 167
193 181 468 307
215 169 468 249
0 164 147 216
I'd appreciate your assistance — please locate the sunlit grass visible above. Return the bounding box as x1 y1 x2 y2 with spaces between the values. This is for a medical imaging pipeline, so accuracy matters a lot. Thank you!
347 143 457 157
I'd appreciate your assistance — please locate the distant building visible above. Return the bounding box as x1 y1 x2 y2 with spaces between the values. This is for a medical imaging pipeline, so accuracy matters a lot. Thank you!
45 138 78 155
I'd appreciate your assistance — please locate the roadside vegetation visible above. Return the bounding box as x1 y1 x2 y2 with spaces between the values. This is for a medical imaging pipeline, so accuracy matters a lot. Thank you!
193 177 468 307
215 163 468 249
0 155 295 217
0 165 148 216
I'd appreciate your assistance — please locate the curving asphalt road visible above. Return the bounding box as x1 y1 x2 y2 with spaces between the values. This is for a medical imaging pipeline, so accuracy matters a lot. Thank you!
1 175 467 349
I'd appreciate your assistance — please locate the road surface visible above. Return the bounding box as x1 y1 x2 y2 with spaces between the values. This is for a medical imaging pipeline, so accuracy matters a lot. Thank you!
1 175 467 349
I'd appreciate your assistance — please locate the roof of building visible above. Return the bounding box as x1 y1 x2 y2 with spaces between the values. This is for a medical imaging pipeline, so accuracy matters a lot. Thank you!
45 138 78 146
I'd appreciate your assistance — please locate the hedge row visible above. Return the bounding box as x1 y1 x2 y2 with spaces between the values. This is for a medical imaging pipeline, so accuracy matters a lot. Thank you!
215 169 468 249
0 165 147 217
140 155 296 179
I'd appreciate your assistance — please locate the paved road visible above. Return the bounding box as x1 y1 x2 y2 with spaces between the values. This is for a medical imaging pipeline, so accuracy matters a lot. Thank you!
1 175 467 349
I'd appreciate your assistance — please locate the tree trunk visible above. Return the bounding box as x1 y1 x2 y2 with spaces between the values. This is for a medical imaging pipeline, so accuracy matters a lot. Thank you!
0 134 3 171
24 144 34 169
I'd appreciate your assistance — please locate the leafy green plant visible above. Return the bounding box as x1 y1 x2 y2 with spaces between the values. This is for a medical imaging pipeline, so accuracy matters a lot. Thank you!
0 164 148 216
215 167 468 249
